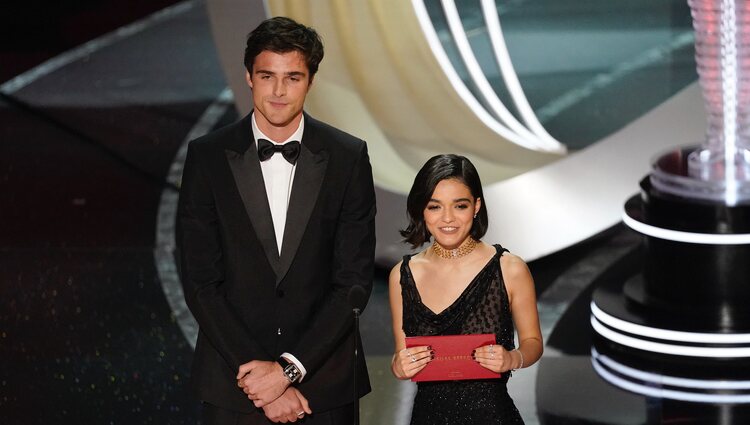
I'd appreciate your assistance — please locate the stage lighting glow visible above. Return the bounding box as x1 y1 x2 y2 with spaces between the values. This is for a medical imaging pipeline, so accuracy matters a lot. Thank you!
411 0 564 153
591 315 750 357
592 352 750 403
592 348 750 390
591 301 750 344
685 0 750 205
441 0 542 149
479 0 564 152
622 211 750 244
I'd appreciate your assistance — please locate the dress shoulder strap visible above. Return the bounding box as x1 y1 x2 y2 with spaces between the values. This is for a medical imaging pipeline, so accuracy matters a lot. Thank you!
399 254 415 287
493 244 509 256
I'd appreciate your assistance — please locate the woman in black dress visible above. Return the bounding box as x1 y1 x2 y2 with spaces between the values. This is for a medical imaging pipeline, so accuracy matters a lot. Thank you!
388 154 543 424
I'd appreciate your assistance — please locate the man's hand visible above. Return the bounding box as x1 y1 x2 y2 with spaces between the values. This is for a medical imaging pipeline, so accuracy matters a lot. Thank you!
261 387 312 423
236 360 290 407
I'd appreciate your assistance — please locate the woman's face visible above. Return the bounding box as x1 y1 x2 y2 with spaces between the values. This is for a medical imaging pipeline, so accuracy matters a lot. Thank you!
423 178 481 249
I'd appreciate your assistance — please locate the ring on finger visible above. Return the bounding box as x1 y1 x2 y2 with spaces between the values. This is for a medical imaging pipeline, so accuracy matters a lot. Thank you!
410 354 416 363
297 411 305 418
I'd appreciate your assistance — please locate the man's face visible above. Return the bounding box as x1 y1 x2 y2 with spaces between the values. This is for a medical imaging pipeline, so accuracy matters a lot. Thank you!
247 50 312 139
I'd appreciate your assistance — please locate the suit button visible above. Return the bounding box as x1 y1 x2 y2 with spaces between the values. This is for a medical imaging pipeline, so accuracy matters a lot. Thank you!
276 289 285 298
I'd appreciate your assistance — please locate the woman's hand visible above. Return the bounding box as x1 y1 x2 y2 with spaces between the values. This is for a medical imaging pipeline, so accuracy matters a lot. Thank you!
392 345 433 380
473 344 516 373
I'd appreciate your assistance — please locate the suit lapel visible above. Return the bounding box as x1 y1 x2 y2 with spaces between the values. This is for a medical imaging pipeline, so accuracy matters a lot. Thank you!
277 119 329 285
224 115 282 277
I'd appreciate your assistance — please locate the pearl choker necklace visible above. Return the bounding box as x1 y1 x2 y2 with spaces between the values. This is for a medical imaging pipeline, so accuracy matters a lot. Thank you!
432 238 478 259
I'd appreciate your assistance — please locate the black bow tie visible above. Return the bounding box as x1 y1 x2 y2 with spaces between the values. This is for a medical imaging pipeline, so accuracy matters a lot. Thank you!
257 139 301 165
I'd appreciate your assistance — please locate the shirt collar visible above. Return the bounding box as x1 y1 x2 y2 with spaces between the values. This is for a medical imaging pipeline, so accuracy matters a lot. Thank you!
252 112 305 146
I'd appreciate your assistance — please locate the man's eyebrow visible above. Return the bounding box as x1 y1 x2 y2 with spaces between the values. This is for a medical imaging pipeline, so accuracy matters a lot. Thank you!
254 69 306 77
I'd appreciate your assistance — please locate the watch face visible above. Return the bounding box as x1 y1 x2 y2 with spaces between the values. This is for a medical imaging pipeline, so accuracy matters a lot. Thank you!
284 363 301 382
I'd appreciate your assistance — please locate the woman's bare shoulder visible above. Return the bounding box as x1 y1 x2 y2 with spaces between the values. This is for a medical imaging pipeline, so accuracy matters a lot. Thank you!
388 259 404 283
389 248 427 282
499 251 531 279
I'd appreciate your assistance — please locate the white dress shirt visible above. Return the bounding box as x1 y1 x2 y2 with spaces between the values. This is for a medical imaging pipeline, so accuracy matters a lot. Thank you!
252 114 304 255
251 112 308 380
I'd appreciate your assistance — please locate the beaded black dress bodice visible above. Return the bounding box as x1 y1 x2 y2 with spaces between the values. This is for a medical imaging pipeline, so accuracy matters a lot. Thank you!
400 245 524 424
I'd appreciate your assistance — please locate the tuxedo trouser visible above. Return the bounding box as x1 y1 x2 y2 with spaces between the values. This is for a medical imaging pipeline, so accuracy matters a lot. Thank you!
201 402 355 425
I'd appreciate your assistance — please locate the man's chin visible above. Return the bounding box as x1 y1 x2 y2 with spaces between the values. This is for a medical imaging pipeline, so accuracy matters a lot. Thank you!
268 115 302 129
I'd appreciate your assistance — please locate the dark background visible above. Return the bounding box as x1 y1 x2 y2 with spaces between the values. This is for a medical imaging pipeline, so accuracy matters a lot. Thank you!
0 0 181 82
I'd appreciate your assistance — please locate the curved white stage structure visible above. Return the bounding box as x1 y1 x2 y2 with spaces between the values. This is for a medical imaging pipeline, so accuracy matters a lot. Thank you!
480 83 705 261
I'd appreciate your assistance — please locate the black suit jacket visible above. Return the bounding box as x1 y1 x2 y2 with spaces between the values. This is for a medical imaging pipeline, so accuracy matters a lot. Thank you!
176 112 375 413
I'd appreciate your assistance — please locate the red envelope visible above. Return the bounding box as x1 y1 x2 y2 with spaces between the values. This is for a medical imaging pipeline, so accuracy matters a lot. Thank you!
405 334 500 382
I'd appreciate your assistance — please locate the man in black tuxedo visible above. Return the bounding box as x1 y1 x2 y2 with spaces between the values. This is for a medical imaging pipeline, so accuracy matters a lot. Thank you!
177 16 375 424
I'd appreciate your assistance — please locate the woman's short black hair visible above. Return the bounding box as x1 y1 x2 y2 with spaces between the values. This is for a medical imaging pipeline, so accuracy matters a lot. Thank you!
244 16 324 78
400 154 488 248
